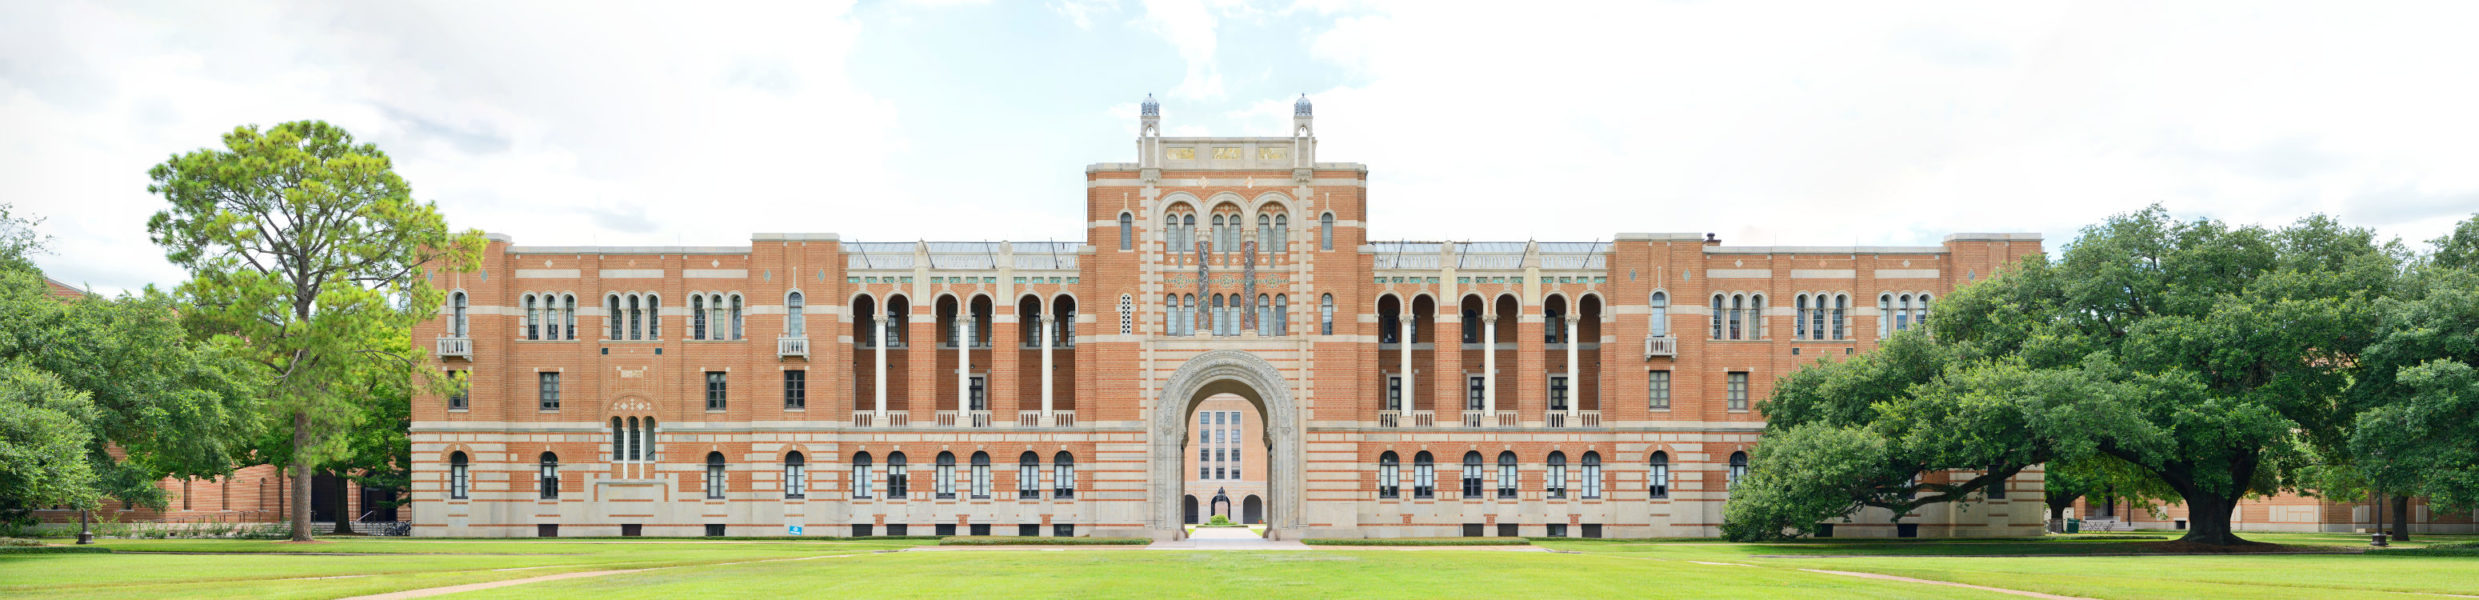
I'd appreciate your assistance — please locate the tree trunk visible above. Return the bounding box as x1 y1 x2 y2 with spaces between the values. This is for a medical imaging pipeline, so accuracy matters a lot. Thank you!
290 410 314 542
2392 495 2412 542
330 475 355 535
2177 492 2246 545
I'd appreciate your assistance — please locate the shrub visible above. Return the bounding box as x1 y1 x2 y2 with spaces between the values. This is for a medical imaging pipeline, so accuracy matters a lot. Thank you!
0 546 111 555
938 536 1150 546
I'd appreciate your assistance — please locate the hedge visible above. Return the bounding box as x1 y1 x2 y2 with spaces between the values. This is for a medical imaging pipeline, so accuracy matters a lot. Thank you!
1302 537 1531 546
0 546 113 555
938 536 1150 546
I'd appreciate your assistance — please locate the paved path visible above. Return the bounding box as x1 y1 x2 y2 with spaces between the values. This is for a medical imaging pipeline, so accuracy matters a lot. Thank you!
1149 527 1308 550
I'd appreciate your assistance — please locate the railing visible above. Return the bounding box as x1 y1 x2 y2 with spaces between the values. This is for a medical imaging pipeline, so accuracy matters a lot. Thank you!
1547 411 1603 429
1460 410 1486 428
935 410 959 427
1548 412 1570 428
436 336 472 359
852 411 909 428
1494 412 1519 427
1410 410 1436 428
1019 411 1076 428
967 410 992 428
1645 335 1677 358
777 337 809 358
1379 413 1402 428
1018 411 1042 428
1578 410 1601 428
1049 411 1075 427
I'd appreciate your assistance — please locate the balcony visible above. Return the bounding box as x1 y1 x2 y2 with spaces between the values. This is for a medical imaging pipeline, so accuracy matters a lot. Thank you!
1016 411 1078 428
1644 334 1677 359
778 337 809 358
1411 410 1436 428
934 410 995 428
436 336 472 359
1546 410 1603 429
1379 412 1402 428
852 411 909 428
1460 410 1486 428
1495 412 1520 427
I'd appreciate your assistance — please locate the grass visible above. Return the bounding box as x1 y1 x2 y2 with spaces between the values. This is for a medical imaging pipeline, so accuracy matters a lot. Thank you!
5 532 2473 599
936 536 1150 545
1302 537 1531 546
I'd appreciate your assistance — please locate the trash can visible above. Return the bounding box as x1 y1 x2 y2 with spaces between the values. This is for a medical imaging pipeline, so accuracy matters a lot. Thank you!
2066 519 2081 534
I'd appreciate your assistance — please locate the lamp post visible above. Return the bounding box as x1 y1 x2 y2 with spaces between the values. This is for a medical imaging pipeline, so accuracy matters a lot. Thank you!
76 508 92 545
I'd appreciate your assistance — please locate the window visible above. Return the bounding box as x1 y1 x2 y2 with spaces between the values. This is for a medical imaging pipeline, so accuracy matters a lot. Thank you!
1053 452 1075 499
1320 294 1335 335
608 295 623 339
450 291 468 336
1320 213 1335 250
1461 452 1484 498
1546 452 1568 499
1258 294 1273 336
1210 215 1224 252
1544 303 1564 344
1119 212 1133 250
1750 294 1765 339
1582 452 1603 499
449 452 469 499
1378 452 1400 499
971 452 991 499
1273 214 1288 250
647 295 661 338
1832 294 1848 340
1467 376 1486 411
628 294 643 340
1274 294 1288 336
706 371 727 411
539 372 561 410
785 452 806 499
1729 294 1744 340
935 452 957 499
564 295 577 340
1879 293 1893 338
1919 294 1933 331
1119 294 1133 335
1729 452 1750 488
1795 295 1809 339
887 453 909 499
1986 465 2005 499
525 294 540 340
786 292 805 337
1549 375 1569 412
1811 294 1827 340
1211 295 1225 336
968 375 987 411
1649 291 1668 338
539 452 559 499
731 294 745 340
693 295 707 340
1649 452 1670 499
1413 452 1436 499
1648 371 1671 410
1497 452 1518 499
705 452 726 499
1710 294 1726 340
447 370 467 410
1258 214 1271 249
1018 452 1040 498
783 370 805 409
1727 372 1748 411
1385 375 1403 413
852 452 874 499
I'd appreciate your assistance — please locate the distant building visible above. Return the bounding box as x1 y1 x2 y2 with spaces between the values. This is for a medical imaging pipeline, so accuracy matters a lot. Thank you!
412 94 2049 539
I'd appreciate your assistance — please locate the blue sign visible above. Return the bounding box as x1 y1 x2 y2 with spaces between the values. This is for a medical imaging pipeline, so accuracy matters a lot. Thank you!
788 525 804 536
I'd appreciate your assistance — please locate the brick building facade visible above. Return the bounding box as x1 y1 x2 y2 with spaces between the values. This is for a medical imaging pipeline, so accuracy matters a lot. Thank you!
411 95 2052 539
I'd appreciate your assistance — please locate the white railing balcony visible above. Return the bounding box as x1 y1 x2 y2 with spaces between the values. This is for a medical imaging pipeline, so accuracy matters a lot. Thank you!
1460 410 1486 428
1547 411 1570 429
852 411 909 428
1494 412 1519 427
1017 411 1042 428
935 410 960 428
967 410 993 428
1048 411 1075 428
777 337 809 358
1410 410 1436 428
1645 334 1677 358
436 336 472 359
1379 412 1402 428
1547 411 1603 429
1579 410 1601 428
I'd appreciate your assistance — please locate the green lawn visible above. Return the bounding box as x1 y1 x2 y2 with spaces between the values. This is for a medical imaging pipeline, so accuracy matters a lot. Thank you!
1 532 2471 599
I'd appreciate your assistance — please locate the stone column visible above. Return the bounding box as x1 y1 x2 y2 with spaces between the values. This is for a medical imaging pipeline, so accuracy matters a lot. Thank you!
956 316 971 417
1564 314 1579 419
1040 315 1054 415
1399 316 1414 418
1483 313 1497 416
875 310 889 415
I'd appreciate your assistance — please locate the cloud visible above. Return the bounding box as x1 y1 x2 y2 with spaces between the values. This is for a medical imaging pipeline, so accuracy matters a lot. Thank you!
1048 0 1119 30
1138 0 1224 99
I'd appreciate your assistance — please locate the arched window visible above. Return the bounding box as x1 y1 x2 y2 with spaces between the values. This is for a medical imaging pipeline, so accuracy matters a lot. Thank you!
539 452 559 499
1274 294 1288 336
1461 451 1484 498
1546 452 1569 499
887 452 909 499
705 451 727 499
563 294 577 340
730 294 745 340
852 452 874 499
1729 451 1750 488
1833 294 1848 340
1878 293 1894 338
1211 295 1226 336
1258 214 1271 248
709 294 727 340
1496 451 1518 499
1377 452 1400 499
1795 294 1809 339
1164 213 1179 251
1896 293 1912 332
786 292 805 337
1182 295 1196 336
970 452 991 499
1582 451 1604 499
449 452 469 499
935 452 957 499
1750 293 1766 339
1811 294 1827 340
627 295 643 340
607 295 623 340
1649 451 1670 499
785 452 806 499
1163 294 1180 336
1052 452 1076 499
1018 452 1040 498
1648 291 1669 338
1711 294 1726 340
1320 294 1335 335
1919 294 1933 329
692 295 707 340
1413 451 1436 499
1119 212 1134 250
1319 212 1335 251
1273 214 1288 250
1544 299 1564 344
1728 294 1744 340
1257 294 1273 336
450 291 469 337
647 294 661 339
524 294 540 340
1210 215 1225 252
1182 214 1196 250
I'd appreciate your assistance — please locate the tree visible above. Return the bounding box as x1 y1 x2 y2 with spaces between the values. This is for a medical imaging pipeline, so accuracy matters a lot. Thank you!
0 362 96 514
147 121 484 541
2042 455 2177 530
1931 207 2398 545
2429 213 2479 270
0 204 263 526
2345 223 2479 533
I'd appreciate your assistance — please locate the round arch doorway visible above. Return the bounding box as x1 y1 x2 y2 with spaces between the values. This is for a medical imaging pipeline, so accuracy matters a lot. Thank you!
1150 350 1304 540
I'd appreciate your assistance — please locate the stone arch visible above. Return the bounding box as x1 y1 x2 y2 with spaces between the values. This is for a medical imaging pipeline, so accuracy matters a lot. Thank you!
1151 349 1303 540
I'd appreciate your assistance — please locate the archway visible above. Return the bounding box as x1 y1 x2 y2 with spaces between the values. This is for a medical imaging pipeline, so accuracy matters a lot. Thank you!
1243 495 1263 525
1183 495 1199 525
1151 350 1303 540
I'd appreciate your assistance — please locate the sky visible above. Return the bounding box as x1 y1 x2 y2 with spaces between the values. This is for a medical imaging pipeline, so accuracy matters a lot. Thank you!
5 0 2476 295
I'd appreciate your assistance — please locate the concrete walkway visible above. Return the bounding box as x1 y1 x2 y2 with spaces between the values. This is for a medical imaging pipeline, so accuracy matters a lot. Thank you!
1149 526 1308 550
